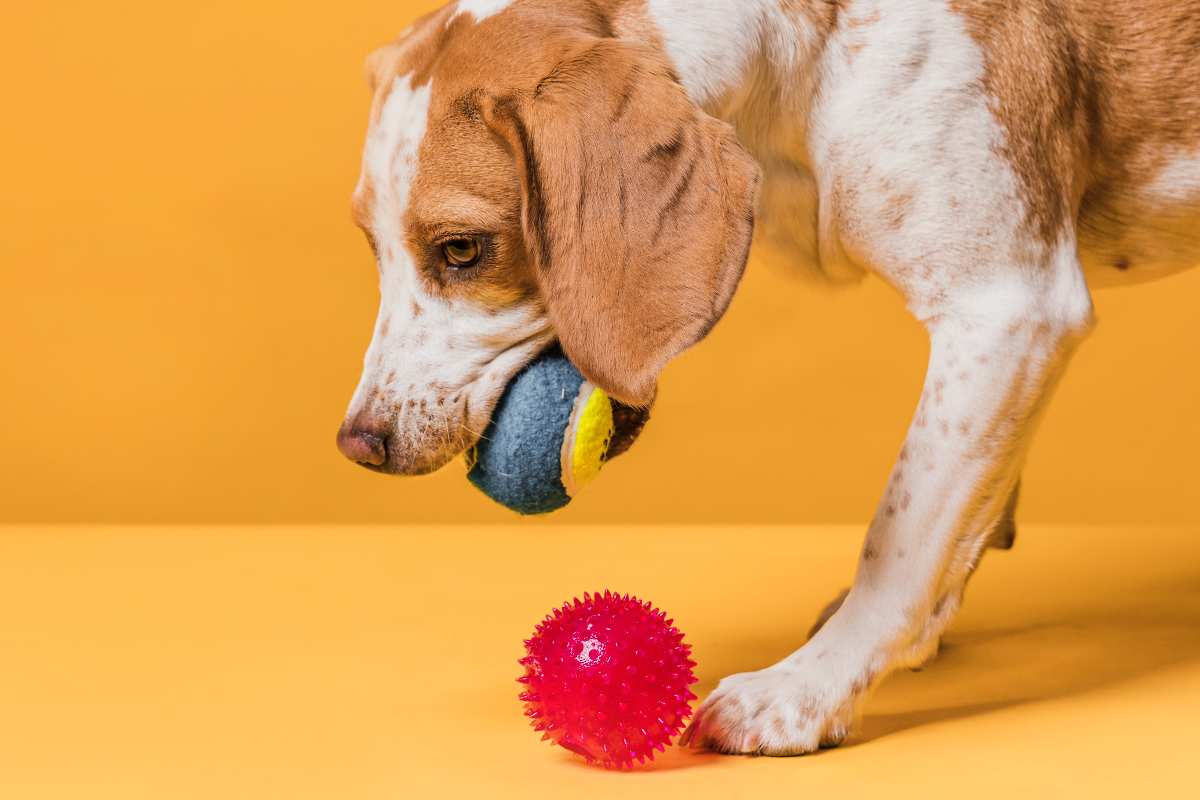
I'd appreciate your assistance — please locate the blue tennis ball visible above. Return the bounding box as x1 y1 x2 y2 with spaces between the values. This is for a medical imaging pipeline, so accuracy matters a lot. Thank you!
466 350 616 515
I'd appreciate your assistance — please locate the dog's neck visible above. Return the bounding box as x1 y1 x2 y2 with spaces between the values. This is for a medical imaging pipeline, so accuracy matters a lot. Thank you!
613 0 831 161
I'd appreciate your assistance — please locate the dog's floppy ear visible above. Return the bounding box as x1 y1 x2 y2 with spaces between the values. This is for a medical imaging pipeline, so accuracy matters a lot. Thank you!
485 39 759 406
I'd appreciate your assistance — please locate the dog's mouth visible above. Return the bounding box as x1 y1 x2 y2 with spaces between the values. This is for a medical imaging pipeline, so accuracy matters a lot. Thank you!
355 444 457 477
352 333 555 476
361 399 650 477
353 339 653 477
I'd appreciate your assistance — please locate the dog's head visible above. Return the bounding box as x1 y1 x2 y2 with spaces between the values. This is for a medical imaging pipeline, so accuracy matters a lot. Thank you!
338 0 759 475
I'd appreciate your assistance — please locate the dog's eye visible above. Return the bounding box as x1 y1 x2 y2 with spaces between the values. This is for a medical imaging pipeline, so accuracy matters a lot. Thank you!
441 238 482 269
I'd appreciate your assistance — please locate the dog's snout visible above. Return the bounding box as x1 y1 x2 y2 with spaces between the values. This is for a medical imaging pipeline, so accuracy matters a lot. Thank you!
336 422 388 466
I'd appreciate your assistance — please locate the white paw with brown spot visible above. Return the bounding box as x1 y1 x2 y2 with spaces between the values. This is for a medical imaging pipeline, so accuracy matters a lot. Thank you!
682 657 864 756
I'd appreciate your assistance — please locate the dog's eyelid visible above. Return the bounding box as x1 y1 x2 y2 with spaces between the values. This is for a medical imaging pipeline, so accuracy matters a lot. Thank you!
413 189 505 234
429 227 495 245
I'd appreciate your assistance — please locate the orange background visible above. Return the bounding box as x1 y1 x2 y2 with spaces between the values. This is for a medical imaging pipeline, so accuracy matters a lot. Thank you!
4 4 1200 799
3 0 1199 526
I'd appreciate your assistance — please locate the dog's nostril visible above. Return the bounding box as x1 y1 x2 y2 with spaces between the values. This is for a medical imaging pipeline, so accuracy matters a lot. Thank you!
336 425 388 466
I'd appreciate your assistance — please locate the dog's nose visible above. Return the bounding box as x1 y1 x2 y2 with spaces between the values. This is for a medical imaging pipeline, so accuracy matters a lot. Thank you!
337 423 388 466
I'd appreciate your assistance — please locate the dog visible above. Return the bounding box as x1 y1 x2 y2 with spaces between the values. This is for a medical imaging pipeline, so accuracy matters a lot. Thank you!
336 0 1200 755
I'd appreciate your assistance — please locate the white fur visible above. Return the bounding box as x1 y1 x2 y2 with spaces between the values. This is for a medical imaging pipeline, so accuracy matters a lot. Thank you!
646 0 803 107
359 76 431 263
452 0 513 23
809 1 1076 317
1145 148 1200 206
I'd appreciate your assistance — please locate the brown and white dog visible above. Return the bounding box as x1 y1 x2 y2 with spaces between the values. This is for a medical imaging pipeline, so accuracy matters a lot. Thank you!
336 0 1200 754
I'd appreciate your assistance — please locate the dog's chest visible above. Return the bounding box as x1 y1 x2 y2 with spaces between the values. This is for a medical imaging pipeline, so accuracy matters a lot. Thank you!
740 131 863 285
752 158 838 282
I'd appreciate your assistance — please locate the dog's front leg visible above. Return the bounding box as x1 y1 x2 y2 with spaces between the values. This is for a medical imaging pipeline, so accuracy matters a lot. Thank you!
683 279 1093 755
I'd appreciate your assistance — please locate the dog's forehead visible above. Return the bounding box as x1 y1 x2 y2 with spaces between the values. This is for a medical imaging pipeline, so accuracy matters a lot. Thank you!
369 0 618 108
369 3 565 102
353 1 609 240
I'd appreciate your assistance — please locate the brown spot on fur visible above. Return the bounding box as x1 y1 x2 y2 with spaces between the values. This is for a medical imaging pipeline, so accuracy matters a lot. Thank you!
881 190 914 231
863 546 879 560
848 666 874 697
846 8 881 29
900 491 912 511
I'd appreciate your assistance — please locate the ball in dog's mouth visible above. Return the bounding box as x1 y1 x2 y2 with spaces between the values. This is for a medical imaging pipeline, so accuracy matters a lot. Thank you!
465 346 651 514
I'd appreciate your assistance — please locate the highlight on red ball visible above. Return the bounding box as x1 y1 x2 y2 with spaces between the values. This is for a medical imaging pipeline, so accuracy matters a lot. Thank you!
517 590 698 769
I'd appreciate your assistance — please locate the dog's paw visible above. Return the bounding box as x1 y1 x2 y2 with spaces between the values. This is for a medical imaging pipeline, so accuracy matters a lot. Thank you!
680 660 864 756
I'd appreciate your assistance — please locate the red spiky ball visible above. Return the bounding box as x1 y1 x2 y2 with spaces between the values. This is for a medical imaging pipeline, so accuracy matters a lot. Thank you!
518 591 697 769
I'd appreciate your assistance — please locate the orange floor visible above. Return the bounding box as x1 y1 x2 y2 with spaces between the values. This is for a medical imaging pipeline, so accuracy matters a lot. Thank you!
1 524 1197 798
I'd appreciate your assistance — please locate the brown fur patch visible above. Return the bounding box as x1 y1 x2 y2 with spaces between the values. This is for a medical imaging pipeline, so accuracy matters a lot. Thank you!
950 0 1200 247
479 28 759 404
